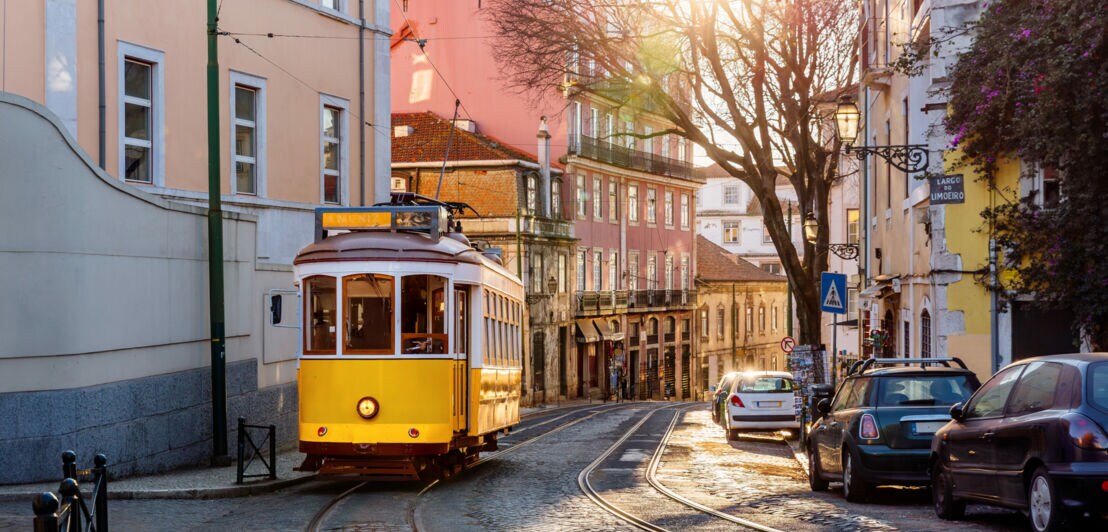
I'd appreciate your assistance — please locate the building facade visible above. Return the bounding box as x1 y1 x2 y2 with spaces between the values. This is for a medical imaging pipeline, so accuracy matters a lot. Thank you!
391 0 700 401
695 236 789 393
391 111 577 405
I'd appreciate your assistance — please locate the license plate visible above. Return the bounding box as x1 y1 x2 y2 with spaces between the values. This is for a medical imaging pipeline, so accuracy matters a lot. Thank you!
758 401 782 408
914 421 945 434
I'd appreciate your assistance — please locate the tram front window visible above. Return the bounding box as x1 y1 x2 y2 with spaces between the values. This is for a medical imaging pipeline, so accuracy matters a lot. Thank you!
305 276 336 354
344 274 394 353
401 275 447 354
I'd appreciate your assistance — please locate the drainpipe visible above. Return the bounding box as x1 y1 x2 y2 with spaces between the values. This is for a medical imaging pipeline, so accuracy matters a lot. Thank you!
537 117 551 217
860 86 870 359
358 0 365 205
97 0 105 169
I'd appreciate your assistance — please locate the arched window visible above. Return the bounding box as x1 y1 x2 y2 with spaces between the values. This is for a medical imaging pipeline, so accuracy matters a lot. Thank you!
745 307 754 334
648 317 659 335
920 309 932 358
758 305 766 332
665 316 676 334
716 306 725 339
772 305 779 331
699 306 709 338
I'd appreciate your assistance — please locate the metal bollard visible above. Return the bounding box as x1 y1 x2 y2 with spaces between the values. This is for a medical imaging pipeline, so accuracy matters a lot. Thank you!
93 454 109 532
32 492 59 532
268 424 277 481
58 478 80 532
236 417 245 485
61 451 77 482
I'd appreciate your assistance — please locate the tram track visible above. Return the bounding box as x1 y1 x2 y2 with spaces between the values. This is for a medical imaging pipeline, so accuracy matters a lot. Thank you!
304 402 635 532
578 403 786 532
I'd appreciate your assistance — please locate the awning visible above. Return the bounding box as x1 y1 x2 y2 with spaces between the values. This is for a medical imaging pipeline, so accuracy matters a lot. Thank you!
834 319 859 327
858 282 892 300
593 319 625 342
575 319 600 343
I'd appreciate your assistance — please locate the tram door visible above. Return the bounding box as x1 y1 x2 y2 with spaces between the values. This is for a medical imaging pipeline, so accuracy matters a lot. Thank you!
453 287 469 432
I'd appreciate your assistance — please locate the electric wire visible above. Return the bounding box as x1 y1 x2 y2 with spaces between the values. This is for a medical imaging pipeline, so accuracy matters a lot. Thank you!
391 0 476 121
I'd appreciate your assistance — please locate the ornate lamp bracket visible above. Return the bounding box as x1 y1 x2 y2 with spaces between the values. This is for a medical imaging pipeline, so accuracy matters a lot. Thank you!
846 144 929 173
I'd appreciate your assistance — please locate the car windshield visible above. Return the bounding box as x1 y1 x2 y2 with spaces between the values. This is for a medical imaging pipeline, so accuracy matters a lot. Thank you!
1091 362 1108 412
877 375 973 406
739 376 795 393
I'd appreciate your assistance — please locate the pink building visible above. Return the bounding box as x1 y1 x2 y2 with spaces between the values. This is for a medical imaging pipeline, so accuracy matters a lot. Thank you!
392 1 702 400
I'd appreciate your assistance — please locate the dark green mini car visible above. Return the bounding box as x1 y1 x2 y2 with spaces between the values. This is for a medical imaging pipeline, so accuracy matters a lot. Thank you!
807 358 980 502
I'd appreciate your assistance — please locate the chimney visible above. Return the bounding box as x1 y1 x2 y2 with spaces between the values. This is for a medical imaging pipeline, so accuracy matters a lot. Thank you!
537 116 552 217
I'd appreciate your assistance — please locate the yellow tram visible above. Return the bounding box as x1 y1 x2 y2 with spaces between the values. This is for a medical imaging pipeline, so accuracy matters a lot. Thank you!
293 194 523 480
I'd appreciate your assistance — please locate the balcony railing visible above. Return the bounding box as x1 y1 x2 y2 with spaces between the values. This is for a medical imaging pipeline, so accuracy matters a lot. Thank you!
570 135 693 180
577 289 695 314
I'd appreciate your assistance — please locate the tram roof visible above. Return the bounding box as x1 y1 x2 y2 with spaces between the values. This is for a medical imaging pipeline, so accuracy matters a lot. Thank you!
293 230 518 281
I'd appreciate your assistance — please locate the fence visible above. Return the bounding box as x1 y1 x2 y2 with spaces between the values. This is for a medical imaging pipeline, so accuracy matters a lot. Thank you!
32 451 108 532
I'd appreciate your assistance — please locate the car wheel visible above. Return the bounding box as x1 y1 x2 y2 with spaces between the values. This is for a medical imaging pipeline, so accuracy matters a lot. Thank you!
808 448 829 492
842 449 870 502
932 462 965 520
1028 466 1064 532
726 428 738 441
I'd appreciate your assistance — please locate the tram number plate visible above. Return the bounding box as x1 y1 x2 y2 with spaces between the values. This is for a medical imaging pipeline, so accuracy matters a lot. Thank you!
913 421 945 435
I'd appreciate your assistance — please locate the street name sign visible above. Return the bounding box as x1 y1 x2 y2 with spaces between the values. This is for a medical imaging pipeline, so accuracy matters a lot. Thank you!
820 272 848 315
929 174 965 205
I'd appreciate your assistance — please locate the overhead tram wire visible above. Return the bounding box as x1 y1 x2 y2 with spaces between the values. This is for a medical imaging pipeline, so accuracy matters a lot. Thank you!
436 99 461 200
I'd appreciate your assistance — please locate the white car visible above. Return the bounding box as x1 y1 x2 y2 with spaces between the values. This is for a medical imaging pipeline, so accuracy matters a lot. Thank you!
721 371 800 440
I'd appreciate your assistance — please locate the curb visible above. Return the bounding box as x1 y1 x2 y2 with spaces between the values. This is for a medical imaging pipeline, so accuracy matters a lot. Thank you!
0 474 318 503
785 437 810 475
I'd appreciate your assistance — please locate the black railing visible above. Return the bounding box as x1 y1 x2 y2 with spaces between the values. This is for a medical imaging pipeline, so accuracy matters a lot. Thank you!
33 451 108 532
664 332 676 344
571 135 693 180
237 417 277 484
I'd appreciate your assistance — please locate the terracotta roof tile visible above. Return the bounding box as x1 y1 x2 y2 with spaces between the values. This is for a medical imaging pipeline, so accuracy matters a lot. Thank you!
696 235 787 282
392 112 538 163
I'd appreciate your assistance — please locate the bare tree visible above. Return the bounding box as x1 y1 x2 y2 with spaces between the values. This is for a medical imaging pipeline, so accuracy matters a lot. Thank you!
487 0 858 346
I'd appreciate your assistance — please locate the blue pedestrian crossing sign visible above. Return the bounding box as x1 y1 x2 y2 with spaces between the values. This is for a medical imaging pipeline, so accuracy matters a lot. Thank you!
820 272 848 314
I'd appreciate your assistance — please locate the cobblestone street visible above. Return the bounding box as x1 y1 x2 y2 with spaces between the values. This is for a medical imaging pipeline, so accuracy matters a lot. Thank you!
0 402 1040 530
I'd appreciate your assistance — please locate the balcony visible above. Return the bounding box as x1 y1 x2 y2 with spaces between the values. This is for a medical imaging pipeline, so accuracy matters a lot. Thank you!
578 289 695 315
569 135 693 180
625 289 697 311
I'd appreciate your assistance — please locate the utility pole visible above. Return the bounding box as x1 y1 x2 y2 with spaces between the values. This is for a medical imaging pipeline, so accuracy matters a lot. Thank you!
206 0 229 467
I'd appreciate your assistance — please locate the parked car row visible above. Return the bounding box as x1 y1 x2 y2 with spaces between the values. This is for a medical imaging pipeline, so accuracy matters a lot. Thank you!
709 355 1108 531
797 354 1108 532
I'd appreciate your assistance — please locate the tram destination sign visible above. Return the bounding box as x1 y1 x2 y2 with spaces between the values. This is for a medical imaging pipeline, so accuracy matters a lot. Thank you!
929 174 965 205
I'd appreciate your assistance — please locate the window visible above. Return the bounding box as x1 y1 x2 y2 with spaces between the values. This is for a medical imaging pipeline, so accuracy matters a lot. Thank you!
643 125 653 154
664 191 674 226
576 250 586 291
716 307 725 339
628 185 639 223
305 276 337 354
878 375 973 406
624 120 634 149
700 308 709 338
576 175 587 218
608 180 618 222
965 365 1025 419
1089 362 1108 412
919 309 930 357
345 274 396 353
119 43 164 185
593 176 603 219
740 376 795 393
628 252 639 291
646 254 657 290
662 135 670 158
847 208 860 244
321 0 342 11
759 306 766 332
772 305 779 331
526 174 538 214
680 255 689 290
745 307 753 334
592 250 603 291
762 223 774 244
1006 362 1063 416
849 288 859 320
590 107 599 138
558 254 567 293
677 138 686 161
231 74 266 196
646 188 657 224
664 254 674 290
551 178 561 218
761 263 782 275
321 98 347 204
604 113 614 146
609 251 618 291
723 221 740 243
572 101 582 150
723 185 740 205
832 378 872 411
531 254 543 293
681 194 690 228
903 320 911 358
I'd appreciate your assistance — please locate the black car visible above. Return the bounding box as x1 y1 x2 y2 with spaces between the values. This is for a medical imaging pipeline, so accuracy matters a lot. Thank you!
709 372 742 425
931 353 1108 532
807 358 979 502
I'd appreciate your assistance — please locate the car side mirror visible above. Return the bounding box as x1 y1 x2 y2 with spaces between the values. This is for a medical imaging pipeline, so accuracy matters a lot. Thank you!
949 402 965 421
270 294 282 325
709 385 717 393
816 398 831 415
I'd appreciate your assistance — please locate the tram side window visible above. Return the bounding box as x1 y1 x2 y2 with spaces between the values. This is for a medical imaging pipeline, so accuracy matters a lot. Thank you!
305 276 337 354
401 275 447 354
344 274 394 354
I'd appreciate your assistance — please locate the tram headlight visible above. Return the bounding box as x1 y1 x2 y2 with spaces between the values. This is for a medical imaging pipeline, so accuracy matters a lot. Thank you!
356 397 379 419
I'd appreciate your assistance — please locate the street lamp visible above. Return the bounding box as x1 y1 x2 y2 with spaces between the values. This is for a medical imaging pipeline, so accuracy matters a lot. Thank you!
835 98 928 174
804 212 859 261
